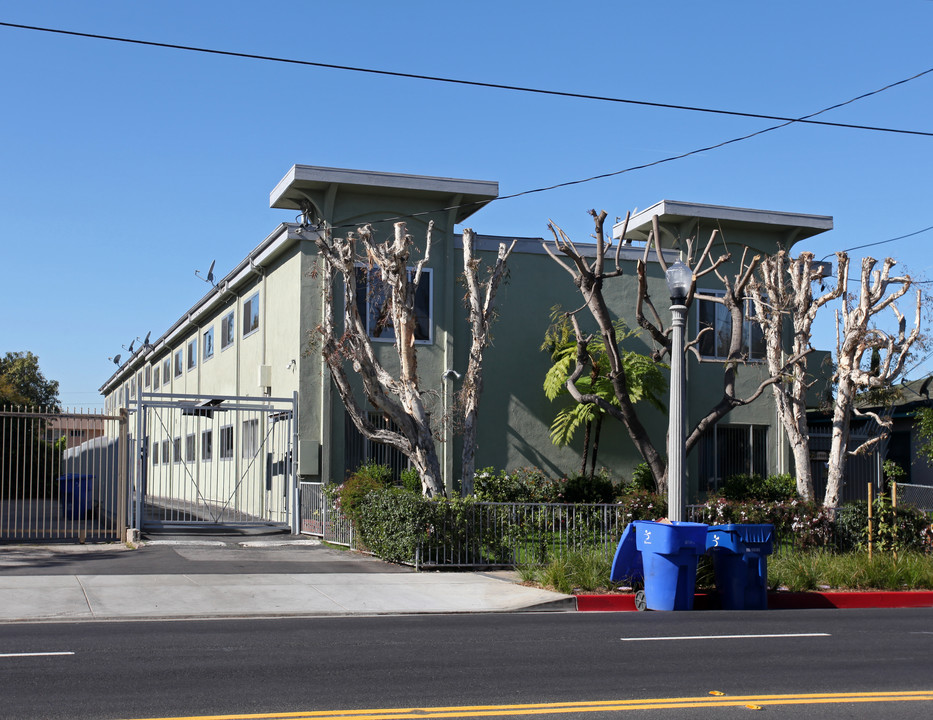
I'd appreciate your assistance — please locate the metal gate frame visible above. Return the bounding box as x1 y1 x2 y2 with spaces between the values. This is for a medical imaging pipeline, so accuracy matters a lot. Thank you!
135 392 298 532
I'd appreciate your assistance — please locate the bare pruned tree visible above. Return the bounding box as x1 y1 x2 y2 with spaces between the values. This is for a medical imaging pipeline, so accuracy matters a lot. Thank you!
746 251 847 500
459 229 516 495
823 255 922 508
546 210 806 492
313 221 445 497
312 221 514 497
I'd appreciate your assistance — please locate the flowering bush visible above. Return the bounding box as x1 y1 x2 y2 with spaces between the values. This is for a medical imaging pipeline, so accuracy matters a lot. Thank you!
473 466 559 503
696 495 833 549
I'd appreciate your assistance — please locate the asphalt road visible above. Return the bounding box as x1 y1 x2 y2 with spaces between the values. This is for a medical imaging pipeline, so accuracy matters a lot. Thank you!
2 608 932 719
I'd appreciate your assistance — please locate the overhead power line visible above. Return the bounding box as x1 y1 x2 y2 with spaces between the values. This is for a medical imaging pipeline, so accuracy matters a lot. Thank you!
2 20 933 138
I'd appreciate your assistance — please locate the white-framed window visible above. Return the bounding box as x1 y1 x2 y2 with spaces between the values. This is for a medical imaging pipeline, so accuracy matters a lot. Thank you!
153 365 160 390
185 433 196 463
219 425 234 460
130 376 137 397
144 365 151 388
203 327 215 361
241 418 259 458
354 266 433 343
242 292 260 338
187 338 197 371
201 429 213 461
221 310 235 351
161 440 170 464
162 357 171 386
173 437 182 463
151 439 159 466
173 350 183 378
696 292 764 361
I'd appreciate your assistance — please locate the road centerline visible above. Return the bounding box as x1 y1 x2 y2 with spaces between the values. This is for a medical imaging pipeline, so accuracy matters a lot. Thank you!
620 632 831 641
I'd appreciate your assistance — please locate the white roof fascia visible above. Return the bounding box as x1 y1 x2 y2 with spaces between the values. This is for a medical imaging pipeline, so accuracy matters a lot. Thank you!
613 200 834 240
99 223 314 394
462 234 680 263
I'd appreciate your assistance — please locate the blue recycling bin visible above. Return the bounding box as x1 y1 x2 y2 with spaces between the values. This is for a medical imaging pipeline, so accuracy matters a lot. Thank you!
628 520 708 611
58 474 93 519
706 524 774 610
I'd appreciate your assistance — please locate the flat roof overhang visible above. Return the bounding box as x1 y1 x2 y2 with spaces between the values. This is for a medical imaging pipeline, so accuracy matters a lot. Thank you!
613 200 833 242
270 165 499 225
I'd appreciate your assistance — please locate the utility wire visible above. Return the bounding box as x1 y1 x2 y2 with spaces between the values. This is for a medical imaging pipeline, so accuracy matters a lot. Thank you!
2 20 933 138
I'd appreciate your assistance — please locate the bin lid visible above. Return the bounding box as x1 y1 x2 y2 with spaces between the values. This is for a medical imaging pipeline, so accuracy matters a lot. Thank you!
610 523 643 583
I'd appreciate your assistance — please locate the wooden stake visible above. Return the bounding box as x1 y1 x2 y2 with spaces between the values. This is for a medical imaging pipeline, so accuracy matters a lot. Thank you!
867 482 873 560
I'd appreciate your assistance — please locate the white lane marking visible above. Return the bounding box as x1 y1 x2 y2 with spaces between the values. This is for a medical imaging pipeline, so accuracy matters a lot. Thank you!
0 652 76 658
621 633 830 642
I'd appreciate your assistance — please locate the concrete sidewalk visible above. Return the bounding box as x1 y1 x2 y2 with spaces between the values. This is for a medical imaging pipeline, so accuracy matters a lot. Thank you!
0 536 574 622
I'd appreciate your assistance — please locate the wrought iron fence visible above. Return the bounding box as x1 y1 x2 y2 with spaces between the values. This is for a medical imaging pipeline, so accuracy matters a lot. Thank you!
417 501 627 569
0 406 128 542
299 481 353 546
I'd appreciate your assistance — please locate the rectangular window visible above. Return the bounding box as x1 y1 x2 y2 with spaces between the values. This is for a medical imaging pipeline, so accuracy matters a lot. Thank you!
173 350 183 378
153 365 160 390
221 310 235 350
130 376 137 397
354 266 432 343
241 418 259 458
697 424 769 493
161 440 170 464
162 358 171 386
219 425 234 459
201 429 213 461
243 292 260 337
187 338 197 371
697 293 764 361
203 327 215 361
151 439 159 466
185 433 196 463
173 437 181 463
144 365 151 388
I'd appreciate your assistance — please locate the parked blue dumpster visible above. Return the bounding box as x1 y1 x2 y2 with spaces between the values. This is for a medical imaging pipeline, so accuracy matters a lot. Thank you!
706 524 774 610
58 474 94 519
611 520 707 611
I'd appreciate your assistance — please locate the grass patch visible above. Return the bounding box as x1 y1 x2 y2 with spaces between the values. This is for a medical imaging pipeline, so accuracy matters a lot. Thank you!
769 549 933 591
522 546 933 594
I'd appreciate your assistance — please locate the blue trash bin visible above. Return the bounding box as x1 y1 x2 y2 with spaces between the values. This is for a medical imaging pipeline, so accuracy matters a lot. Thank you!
706 524 774 610
633 520 708 611
58 474 93 519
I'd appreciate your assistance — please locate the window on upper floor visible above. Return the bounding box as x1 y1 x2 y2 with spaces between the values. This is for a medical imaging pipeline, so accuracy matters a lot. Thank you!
221 310 235 351
187 338 197 371
203 327 215 361
185 433 196 463
174 350 183 378
153 365 160 390
243 293 260 338
696 292 764 361
144 365 151 388
354 266 432 343
162 358 171 386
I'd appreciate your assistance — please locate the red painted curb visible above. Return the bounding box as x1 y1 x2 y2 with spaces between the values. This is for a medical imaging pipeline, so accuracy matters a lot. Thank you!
575 591 933 611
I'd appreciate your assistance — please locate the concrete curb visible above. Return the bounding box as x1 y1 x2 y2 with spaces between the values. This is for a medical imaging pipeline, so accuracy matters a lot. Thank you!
575 590 933 611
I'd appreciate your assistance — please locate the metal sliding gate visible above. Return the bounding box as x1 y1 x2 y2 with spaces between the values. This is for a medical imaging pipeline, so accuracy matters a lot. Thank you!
136 393 298 531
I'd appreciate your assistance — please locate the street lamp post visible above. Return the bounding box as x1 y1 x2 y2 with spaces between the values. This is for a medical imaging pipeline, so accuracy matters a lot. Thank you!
665 260 692 523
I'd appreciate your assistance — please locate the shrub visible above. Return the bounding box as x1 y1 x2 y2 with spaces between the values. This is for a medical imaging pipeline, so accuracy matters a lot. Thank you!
557 472 616 504
335 462 394 522
356 487 432 564
833 496 930 553
629 463 656 492
721 473 796 503
400 467 421 494
618 490 667 523
473 466 558 503
697 495 833 549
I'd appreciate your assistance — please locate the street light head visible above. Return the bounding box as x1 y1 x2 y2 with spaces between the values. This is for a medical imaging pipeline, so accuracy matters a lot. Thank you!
666 260 692 305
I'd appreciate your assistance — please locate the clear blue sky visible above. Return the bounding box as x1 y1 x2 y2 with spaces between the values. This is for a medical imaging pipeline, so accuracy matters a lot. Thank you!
2 1 931 408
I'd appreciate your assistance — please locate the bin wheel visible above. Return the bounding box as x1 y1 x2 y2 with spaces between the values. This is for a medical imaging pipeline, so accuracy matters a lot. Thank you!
634 590 648 611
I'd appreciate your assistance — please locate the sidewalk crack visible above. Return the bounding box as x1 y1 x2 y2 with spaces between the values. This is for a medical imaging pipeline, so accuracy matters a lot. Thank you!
75 577 94 617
